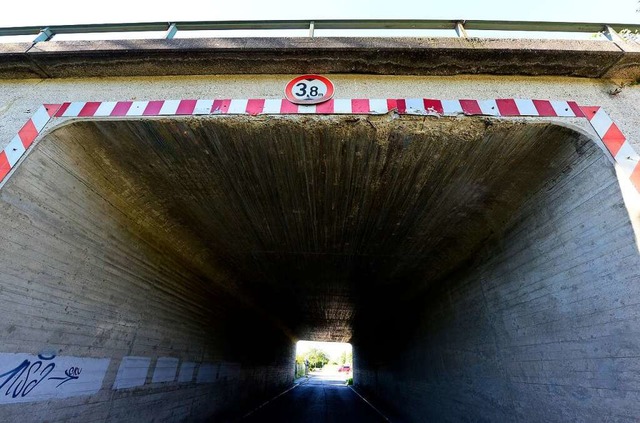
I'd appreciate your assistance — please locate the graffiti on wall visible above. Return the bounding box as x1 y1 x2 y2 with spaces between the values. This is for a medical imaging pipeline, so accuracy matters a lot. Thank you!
0 353 110 404
0 351 225 402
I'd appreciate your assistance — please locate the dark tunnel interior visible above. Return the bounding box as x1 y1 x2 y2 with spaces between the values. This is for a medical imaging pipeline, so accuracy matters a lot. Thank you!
2 114 639 421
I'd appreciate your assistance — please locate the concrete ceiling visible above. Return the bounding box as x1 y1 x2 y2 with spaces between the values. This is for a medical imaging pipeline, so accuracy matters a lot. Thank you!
38 115 590 342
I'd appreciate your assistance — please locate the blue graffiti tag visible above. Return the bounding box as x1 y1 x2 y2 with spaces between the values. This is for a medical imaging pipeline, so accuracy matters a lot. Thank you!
0 354 56 398
0 354 84 398
48 366 82 388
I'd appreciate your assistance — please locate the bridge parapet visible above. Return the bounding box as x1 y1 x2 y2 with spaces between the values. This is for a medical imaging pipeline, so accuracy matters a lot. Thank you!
1 19 640 79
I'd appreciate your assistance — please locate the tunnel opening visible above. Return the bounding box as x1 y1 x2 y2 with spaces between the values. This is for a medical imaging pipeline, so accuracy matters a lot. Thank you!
295 340 353 381
1 112 639 421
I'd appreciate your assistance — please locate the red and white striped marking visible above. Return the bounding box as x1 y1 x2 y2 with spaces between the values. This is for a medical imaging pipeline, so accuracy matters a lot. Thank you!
580 106 640 191
0 104 60 183
1 99 638 192
50 98 585 118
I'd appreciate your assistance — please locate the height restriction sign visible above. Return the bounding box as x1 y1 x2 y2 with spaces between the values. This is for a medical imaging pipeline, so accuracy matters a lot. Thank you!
284 75 335 105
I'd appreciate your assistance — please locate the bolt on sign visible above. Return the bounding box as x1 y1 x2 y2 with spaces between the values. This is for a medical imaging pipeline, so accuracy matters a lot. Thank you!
285 75 335 105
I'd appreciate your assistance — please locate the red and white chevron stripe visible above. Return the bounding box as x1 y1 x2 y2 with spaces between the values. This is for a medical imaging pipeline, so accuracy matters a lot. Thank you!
52 98 585 118
580 106 640 190
0 104 60 183
1 98 638 192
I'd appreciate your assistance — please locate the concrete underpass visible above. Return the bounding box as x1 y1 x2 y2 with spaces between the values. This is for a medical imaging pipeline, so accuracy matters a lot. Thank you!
1 104 640 421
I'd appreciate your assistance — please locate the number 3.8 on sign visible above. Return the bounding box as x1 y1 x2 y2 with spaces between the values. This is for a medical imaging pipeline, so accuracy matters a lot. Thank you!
285 75 335 105
295 82 322 99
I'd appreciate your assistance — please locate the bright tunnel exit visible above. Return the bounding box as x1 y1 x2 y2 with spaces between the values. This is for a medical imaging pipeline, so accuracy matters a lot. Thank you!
295 340 353 384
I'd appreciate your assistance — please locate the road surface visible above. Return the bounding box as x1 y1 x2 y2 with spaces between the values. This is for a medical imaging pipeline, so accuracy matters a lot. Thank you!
241 372 388 422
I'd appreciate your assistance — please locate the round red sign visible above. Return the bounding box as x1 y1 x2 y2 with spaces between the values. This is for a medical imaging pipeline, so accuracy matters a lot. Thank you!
284 75 335 105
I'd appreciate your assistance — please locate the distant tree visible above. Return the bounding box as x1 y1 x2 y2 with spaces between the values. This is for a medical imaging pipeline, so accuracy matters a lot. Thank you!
304 348 330 369
337 350 353 365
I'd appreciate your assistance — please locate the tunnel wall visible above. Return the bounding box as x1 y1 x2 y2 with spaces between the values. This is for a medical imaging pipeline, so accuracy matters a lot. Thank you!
354 135 640 421
0 127 295 422
2 74 640 422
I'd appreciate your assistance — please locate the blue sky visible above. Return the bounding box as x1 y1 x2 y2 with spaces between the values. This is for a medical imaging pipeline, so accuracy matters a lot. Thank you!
1 0 639 27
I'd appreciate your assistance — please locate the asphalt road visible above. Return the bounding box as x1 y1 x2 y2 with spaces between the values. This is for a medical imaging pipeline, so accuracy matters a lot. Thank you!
241 373 388 423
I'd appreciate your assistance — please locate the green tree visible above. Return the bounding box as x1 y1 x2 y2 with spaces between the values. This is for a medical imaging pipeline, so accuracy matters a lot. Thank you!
304 348 330 369
336 350 353 365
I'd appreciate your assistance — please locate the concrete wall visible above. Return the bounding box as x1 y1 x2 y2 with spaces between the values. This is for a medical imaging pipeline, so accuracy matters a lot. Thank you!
0 119 295 421
354 123 640 422
2 74 640 153
2 74 640 421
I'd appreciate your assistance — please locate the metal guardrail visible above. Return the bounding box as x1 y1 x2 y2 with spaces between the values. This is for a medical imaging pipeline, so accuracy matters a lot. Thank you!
0 19 639 43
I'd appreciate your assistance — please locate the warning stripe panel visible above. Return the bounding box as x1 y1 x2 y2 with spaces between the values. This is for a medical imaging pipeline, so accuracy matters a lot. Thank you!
316 99 334 114
567 101 584 117
79 102 102 117
460 99 482 115
1 104 59 184
533 100 557 117
212 99 231 114
18 119 38 149
579 105 640 192
424 99 444 115
352 99 370 113
3 98 640 193
496 99 520 116
143 101 164 116
111 102 133 116
369 99 389 114
246 99 265 115
280 100 299 113
0 151 10 181
94 102 117 116
176 100 197 115
332 99 352 114
54 102 71 117
602 123 627 157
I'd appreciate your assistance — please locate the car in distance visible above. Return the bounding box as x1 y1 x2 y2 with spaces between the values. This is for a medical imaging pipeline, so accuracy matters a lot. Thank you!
338 365 351 373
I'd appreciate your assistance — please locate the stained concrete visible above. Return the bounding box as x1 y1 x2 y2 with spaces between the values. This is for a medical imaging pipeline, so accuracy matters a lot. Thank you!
354 123 640 422
2 111 636 421
32 115 590 342
3 74 640 156
0 115 297 421
0 37 636 79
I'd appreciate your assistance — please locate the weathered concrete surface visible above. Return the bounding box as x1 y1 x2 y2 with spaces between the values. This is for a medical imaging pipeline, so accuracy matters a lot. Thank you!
1 72 640 421
0 37 636 79
354 129 640 422
2 74 640 155
25 115 591 342
0 114 297 421
604 38 640 80
3 110 638 421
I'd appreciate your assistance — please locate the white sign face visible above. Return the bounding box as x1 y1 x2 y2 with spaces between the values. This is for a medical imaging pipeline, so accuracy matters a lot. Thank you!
0 353 110 404
112 356 151 390
284 75 335 105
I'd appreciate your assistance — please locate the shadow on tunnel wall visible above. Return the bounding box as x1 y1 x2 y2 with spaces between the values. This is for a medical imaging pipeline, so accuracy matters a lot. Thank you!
1 113 639 422
352 123 640 422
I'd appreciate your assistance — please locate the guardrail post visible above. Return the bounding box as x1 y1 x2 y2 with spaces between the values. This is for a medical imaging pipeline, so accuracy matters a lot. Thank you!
33 27 53 43
455 21 468 38
603 24 637 53
604 25 625 43
309 21 315 38
166 23 178 40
